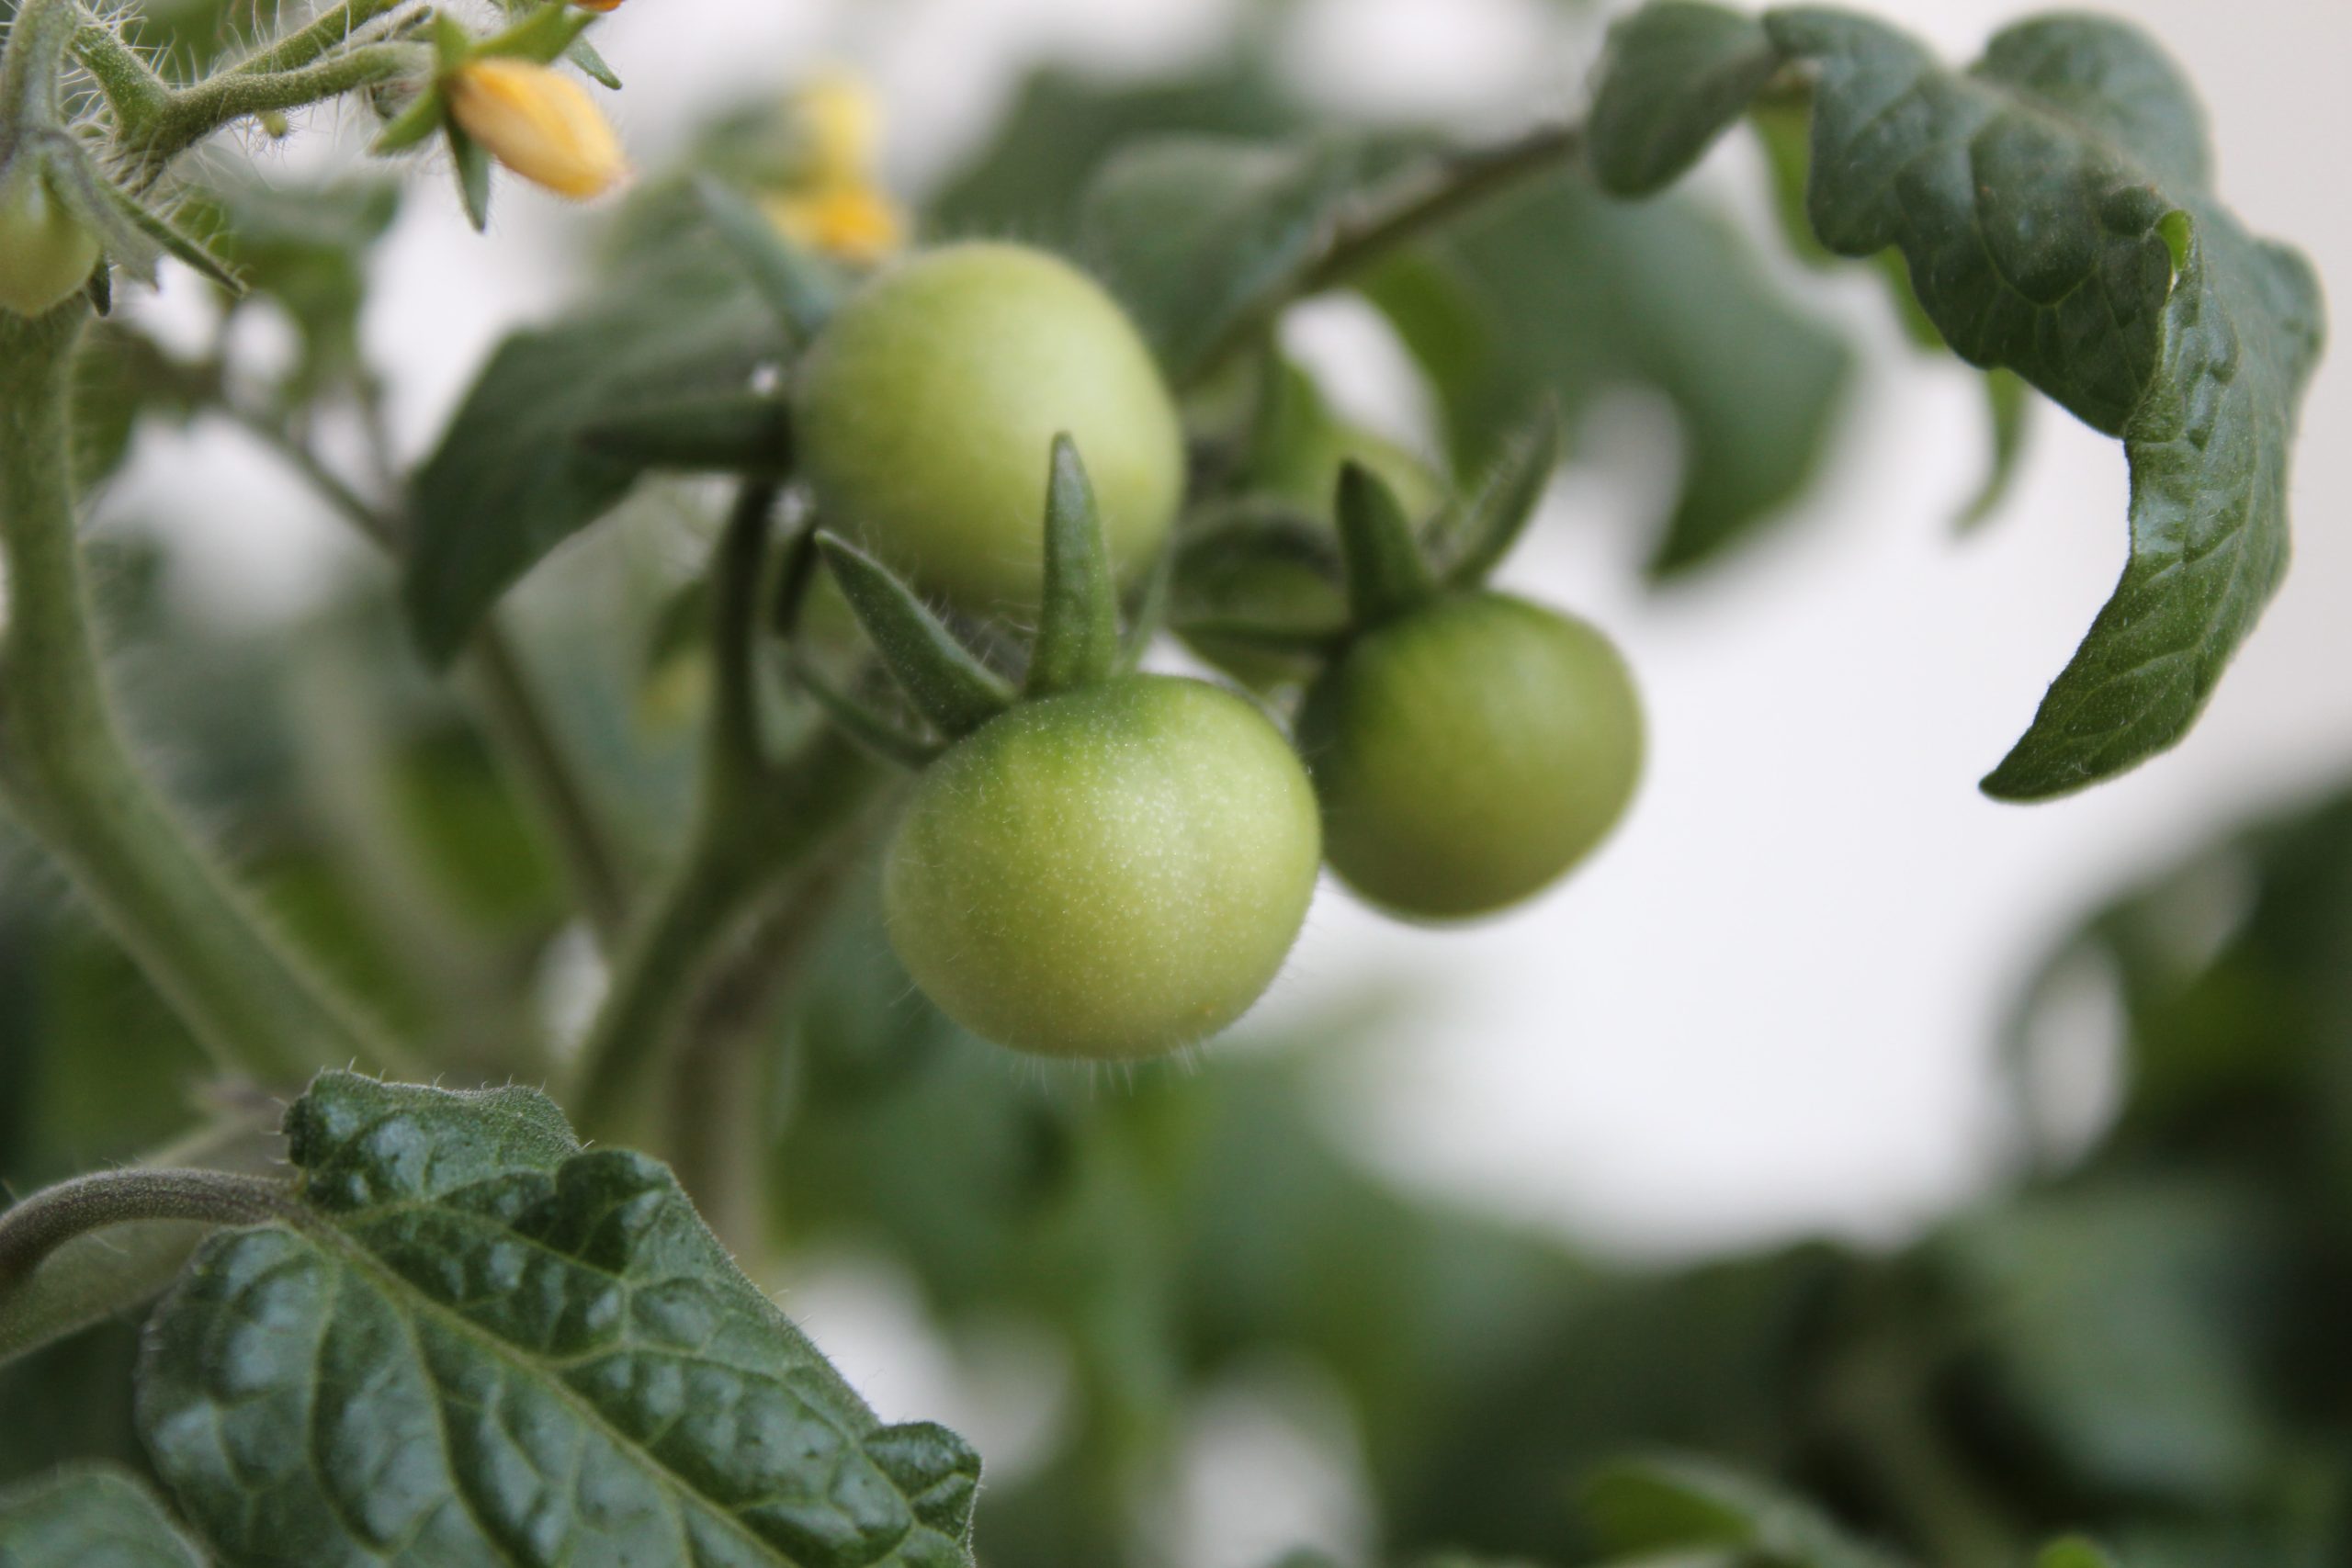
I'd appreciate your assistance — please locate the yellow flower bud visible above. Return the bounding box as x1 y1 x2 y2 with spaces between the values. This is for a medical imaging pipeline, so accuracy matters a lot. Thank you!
573 0 624 10
446 59 628 200
764 180 906 265
791 70 884 184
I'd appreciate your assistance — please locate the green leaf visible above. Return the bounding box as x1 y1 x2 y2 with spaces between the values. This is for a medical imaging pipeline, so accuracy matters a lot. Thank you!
404 285 784 665
187 174 401 391
0 1464 205 1568
1956 367 2031 532
2037 1540 2120 1568
694 177 843 342
1588 4 2328 797
1583 1454 1905 1568
138 1072 981 1566
1588 2 1781 197
1366 178 1849 576
1077 134 1402 383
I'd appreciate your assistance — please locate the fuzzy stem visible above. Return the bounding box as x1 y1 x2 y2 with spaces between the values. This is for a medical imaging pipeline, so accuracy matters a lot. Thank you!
0 303 404 1082
569 488 889 1143
124 42 425 174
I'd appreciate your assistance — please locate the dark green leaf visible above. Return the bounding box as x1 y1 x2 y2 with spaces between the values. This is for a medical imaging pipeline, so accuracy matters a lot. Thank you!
139 1073 981 1566
1583 1454 1905 1568
1077 134 1401 383
1589 4 2328 795
187 175 401 389
1367 178 1849 575
404 286 783 665
1589 2 1781 197
0 1465 205 1567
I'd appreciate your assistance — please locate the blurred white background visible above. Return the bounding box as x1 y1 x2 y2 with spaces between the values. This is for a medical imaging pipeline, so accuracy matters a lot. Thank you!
101 0 2349 1395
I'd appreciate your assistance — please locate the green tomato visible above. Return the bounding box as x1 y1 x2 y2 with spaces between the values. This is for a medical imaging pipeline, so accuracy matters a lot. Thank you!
795 241 1185 610
1298 592 1643 920
0 164 99 318
884 676 1321 1060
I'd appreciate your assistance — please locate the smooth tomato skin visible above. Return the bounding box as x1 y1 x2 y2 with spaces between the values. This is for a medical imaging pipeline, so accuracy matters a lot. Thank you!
0 165 99 319
1299 592 1643 920
794 242 1184 610
883 677 1321 1060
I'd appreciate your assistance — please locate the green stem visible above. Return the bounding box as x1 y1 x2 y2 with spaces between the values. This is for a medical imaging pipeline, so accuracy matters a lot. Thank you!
232 0 413 77
0 1168 296 1294
0 304 404 1082
69 23 171 131
0 0 77 131
123 42 425 174
1303 120 1584 293
569 488 889 1143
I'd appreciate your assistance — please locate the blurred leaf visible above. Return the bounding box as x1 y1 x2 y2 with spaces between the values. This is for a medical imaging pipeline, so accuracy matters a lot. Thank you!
1366 177 1849 574
2037 1540 2120 1568
1588 2 1781 197
403 275 783 665
141 1072 982 1564
189 174 401 393
0 1464 203 1567
70 325 212 493
1078 133 1408 382
928 65 1296 244
1584 1454 1905 1566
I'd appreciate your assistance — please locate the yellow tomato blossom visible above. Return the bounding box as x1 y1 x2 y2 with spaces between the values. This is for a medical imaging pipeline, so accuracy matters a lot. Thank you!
762 70 906 265
446 59 628 200
764 181 904 265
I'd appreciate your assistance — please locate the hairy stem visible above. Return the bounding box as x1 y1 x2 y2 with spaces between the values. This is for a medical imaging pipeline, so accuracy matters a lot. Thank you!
0 304 404 1082
0 1168 296 1297
570 488 889 1143
124 42 425 175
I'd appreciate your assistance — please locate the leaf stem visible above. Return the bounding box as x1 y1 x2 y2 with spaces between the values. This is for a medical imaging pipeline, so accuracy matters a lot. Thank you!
0 1168 297 1298
0 304 407 1082
1304 120 1584 294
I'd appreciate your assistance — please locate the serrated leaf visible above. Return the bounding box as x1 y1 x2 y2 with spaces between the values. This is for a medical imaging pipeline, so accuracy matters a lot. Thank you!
1589 2 1781 197
1077 134 1402 383
137 1072 980 1567
0 1464 206 1568
1583 1454 1905 1568
404 287 784 665
1588 4 2327 796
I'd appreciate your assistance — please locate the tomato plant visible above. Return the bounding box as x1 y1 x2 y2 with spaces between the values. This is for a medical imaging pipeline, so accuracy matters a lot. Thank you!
0 1 2335 1565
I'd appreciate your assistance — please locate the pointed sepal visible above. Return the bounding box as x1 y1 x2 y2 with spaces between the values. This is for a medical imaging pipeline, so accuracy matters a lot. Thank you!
695 177 841 342
817 533 1013 739
567 38 621 90
1335 460 1438 627
1025 434 1123 696
451 126 493 231
1436 396 1563 589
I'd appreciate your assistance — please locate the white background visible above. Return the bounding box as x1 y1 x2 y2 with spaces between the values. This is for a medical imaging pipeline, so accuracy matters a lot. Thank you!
94 1 2352 1555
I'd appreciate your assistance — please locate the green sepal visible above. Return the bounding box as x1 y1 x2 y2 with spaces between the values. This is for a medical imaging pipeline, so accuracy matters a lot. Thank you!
1334 460 1439 628
429 12 473 71
368 84 446 153
694 176 841 342
568 36 621 90
816 533 1015 740
1433 396 1563 589
476 1 594 65
51 154 245 296
579 391 793 476
450 123 492 232
792 660 948 772
1025 434 1123 696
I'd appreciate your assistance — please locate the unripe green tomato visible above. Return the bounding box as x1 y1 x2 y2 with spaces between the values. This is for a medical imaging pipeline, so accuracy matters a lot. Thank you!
0 164 99 318
884 676 1321 1060
794 242 1185 610
1298 592 1643 920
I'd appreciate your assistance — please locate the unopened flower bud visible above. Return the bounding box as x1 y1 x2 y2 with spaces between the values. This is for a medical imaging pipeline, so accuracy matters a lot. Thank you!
446 59 628 200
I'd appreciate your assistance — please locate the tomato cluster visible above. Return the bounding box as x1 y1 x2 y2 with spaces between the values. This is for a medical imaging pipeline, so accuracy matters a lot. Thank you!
793 241 1642 1061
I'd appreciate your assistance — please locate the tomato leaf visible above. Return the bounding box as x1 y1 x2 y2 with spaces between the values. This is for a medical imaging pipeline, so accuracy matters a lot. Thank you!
1077 134 1404 384
402 282 785 666
1583 1453 1906 1568
0 1464 205 1568
1588 1 1781 197
138 1072 981 1566
1589 4 2328 798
